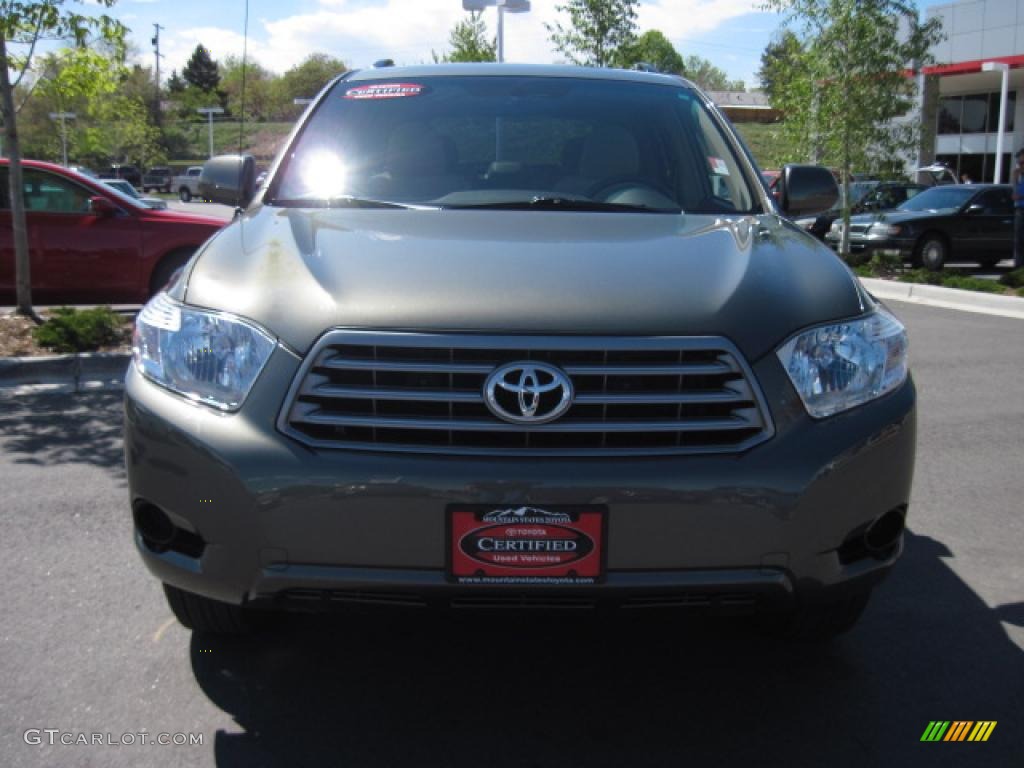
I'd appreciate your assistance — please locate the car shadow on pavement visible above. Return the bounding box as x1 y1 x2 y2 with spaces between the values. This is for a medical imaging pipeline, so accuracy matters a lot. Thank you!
189 529 1022 768
0 391 125 479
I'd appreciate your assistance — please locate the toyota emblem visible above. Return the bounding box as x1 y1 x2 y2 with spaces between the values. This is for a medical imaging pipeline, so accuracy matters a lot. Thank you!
483 362 574 424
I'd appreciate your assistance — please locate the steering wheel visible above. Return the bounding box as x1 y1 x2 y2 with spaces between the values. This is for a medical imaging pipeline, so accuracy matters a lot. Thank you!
588 177 675 202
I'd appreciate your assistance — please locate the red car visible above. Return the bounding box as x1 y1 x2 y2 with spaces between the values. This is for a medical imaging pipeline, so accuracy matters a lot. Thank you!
0 159 226 304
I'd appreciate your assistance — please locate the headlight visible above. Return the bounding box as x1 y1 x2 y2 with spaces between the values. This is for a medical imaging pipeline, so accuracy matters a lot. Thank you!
777 307 908 419
793 216 817 230
133 292 275 411
829 220 842 234
868 222 902 237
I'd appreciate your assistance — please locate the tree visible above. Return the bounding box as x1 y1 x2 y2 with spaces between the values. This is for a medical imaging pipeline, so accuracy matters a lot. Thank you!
220 55 274 121
433 12 496 63
682 55 745 91
546 0 639 68
762 0 941 258
280 53 346 103
166 69 186 94
615 29 684 74
0 0 125 320
182 43 219 92
757 29 802 101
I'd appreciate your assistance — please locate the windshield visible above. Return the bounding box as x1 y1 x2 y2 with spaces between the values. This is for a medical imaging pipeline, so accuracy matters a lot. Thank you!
271 75 757 213
897 186 974 212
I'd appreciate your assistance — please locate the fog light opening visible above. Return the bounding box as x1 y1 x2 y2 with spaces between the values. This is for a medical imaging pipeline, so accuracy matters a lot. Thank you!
864 507 906 556
134 503 176 547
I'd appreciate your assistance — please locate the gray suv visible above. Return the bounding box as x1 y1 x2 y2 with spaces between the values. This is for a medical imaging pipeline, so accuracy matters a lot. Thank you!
125 65 915 638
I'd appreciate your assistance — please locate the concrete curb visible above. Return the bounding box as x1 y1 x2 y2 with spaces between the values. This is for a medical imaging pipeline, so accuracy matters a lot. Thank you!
860 277 1024 321
0 352 130 393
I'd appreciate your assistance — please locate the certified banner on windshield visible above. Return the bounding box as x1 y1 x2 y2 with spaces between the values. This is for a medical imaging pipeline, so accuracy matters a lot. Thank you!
448 506 606 585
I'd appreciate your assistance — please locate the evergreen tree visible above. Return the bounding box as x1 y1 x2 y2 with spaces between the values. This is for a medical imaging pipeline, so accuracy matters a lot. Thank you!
166 69 186 94
182 43 219 92
434 12 497 63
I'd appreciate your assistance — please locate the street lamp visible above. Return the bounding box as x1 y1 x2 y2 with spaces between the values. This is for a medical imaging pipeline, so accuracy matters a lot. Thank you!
982 62 1010 183
462 0 531 63
48 112 76 167
196 107 225 159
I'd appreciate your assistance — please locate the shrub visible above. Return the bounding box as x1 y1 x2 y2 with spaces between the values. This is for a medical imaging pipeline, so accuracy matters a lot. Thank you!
897 270 1005 293
32 307 124 353
999 268 1024 288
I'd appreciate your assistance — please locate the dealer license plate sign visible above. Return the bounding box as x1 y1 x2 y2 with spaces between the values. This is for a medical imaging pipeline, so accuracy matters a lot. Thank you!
448 506 606 585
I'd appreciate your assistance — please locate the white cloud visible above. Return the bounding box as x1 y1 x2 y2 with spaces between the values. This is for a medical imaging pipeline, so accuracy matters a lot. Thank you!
160 0 763 77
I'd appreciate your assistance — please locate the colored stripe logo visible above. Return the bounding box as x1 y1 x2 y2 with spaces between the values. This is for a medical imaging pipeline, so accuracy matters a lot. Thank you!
921 721 997 742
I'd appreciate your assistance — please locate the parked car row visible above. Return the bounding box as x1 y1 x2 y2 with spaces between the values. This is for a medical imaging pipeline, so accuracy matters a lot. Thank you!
824 184 1013 270
101 178 168 210
795 181 926 241
0 159 226 304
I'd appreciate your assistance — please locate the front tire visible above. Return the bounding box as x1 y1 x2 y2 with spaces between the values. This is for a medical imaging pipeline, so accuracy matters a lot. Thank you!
149 249 194 296
163 584 253 634
916 234 947 272
179 187 192 203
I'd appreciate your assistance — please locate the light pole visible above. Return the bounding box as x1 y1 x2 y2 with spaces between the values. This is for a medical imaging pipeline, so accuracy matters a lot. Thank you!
48 112 76 167
196 107 225 159
462 0 531 63
982 62 1010 183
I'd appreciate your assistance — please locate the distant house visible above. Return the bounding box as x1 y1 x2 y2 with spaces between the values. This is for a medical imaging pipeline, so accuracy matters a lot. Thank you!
707 91 781 124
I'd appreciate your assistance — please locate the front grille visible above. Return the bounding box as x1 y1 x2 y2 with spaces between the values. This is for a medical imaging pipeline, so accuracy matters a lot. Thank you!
278 331 773 456
848 224 870 236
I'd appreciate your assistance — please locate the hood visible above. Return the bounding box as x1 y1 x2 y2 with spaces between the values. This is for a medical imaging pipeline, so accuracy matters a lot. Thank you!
183 206 869 360
848 208 953 226
140 208 227 228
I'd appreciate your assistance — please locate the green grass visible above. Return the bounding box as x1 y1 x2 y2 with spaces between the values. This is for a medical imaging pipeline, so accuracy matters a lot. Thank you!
854 253 1015 295
164 121 294 163
733 122 801 170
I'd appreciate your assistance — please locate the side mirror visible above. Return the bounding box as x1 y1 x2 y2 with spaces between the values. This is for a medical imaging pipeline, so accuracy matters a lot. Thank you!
964 203 985 215
777 164 839 217
89 196 118 216
199 154 256 208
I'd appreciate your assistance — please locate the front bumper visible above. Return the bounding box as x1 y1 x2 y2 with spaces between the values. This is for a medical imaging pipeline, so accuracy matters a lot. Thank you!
124 345 917 612
826 235 915 260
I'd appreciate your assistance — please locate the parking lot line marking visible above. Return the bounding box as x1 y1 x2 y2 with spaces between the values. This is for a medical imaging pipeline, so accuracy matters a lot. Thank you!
152 617 176 643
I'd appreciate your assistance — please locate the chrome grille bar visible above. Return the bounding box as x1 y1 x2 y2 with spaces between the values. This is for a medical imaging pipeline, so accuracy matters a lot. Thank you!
278 331 774 457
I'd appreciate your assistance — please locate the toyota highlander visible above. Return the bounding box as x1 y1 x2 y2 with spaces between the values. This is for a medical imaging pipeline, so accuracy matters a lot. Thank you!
124 64 916 638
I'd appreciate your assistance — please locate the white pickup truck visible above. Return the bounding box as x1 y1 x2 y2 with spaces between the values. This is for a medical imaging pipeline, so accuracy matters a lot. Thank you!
172 166 205 202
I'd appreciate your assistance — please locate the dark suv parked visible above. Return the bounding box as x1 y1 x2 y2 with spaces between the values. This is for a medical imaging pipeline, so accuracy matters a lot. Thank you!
105 163 141 187
142 166 173 194
125 65 916 639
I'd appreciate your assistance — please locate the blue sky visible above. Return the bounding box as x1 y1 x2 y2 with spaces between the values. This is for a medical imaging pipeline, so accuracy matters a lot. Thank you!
97 0 952 89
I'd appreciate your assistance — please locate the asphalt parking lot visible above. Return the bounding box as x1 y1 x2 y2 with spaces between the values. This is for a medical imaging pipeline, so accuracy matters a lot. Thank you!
0 301 1021 768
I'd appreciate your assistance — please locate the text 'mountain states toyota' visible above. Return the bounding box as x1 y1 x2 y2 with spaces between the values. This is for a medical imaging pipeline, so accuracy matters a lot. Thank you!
124 64 915 639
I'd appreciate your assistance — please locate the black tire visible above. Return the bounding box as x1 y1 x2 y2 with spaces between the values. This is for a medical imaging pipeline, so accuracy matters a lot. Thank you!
787 590 872 642
916 234 947 272
179 187 192 203
149 249 194 296
163 584 252 634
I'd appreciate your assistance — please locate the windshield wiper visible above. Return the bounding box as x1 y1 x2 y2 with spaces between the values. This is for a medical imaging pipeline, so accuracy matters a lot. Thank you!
444 196 679 213
269 195 414 209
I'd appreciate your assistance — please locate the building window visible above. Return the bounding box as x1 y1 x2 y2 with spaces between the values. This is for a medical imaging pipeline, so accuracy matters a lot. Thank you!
938 97 962 134
937 91 1015 135
935 152 1011 183
987 92 1015 133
